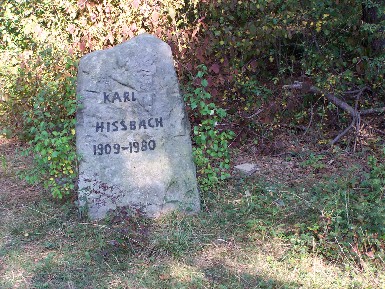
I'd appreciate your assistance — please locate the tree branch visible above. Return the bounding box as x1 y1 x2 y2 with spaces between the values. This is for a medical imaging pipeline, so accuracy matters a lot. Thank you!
283 82 385 146
331 118 356 146
308 87 357 116
360 107 385 115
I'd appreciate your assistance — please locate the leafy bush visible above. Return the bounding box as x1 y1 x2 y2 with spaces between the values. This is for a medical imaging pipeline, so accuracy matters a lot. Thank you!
184 65 234 190
2 48 78 198
1 0 384 198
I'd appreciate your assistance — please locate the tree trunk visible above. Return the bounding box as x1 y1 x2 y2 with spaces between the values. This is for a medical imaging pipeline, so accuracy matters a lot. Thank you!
362 0 385 53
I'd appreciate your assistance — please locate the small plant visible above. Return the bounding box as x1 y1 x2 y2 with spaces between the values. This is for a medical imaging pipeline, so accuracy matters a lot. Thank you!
184 65 234 191
300 153 326 170
1 155 7 174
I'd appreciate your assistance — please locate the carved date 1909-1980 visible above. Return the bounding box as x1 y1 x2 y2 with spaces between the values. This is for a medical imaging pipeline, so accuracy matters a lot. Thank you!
93 140 156 155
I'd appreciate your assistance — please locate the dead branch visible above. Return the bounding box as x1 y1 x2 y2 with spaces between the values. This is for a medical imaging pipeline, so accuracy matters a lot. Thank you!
360 107 385 115
331 118 356 146
304 105 314 136
308 86 358 116
283 82 385 146
244 108 264 119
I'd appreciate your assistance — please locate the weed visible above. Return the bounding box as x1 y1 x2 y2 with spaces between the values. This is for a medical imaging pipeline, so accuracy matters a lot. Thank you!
0 154 7 174
294 151 385 262
300 153 326 170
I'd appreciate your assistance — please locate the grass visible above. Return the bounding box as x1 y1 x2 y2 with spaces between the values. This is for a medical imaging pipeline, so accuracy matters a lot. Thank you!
1 137 385 288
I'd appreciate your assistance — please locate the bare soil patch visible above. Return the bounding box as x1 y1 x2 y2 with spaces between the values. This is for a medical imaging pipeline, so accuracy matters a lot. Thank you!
0 137 41 206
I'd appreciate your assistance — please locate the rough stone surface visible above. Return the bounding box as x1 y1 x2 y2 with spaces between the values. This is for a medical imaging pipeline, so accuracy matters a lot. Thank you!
76 34 200 219
234 163 259 175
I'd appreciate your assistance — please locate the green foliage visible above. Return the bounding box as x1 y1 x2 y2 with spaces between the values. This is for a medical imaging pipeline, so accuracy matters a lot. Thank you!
1 0 384 196
299 0 385 87
184 65 234 190
299 150 385 260
0 0 79 199
3 47 78 198
300 153 326 170
179 0 385 139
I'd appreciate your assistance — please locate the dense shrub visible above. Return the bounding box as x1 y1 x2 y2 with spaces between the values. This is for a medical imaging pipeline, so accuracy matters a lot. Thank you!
1 0 384 196
2 47 78 198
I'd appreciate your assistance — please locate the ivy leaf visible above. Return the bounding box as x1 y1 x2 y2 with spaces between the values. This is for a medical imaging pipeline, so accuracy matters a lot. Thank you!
201 79 208 87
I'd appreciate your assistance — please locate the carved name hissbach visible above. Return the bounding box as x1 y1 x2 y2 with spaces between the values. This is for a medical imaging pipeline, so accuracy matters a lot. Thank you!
95 117 163 133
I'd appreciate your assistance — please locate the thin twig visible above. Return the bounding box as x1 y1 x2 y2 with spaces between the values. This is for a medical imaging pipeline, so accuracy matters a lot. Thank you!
353 115 361 152
331 118 356 146
343 88 367 95
304 105 314 136
245 108 264 119
79 222 108 228
343 86 370 96
353 92 361 152
360 107 385 115
228 127 244 148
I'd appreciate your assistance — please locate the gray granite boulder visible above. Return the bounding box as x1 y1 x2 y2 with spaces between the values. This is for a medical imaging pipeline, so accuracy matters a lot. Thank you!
76 34 200 219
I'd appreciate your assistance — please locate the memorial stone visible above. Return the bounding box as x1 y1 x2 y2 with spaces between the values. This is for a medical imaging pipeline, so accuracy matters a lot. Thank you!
76 34 200 219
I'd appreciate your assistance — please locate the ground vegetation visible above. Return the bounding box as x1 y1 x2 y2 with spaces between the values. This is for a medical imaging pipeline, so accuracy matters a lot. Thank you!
1 0 385 287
